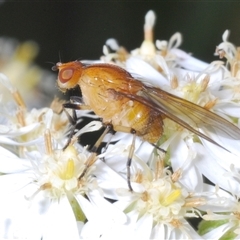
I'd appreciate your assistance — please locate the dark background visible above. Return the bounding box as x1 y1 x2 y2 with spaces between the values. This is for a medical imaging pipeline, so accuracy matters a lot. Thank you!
0 1 240 69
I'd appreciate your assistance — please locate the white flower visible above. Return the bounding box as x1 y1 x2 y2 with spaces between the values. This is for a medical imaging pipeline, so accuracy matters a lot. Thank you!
0 129 126 239
0 74 126 239
215 30 236 61
0 37 56 107
0 74 102 153
94 144 229 239
97 12 240 238
201 181 240 239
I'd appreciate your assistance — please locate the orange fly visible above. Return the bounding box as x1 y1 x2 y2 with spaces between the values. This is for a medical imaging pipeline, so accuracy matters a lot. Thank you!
55 61 240 190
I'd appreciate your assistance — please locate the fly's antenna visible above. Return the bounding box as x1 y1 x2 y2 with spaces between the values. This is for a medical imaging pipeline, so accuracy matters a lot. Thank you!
58 51 62 63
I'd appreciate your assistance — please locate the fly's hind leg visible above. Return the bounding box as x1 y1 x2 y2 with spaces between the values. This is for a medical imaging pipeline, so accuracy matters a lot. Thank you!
127 130 136 192
113 125 138 192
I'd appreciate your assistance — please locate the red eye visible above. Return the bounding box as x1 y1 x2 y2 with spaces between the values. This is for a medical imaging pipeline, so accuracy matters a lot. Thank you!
59 68 74 83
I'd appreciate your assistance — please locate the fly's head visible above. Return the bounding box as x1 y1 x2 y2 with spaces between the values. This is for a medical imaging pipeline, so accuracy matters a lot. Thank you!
53 61 84 92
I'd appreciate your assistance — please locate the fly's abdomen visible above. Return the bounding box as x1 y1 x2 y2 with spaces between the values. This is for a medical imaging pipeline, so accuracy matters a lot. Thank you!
111 100 163 143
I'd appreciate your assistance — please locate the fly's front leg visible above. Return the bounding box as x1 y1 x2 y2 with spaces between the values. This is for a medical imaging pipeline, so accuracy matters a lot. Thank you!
62 96 91 149
63 96 91 111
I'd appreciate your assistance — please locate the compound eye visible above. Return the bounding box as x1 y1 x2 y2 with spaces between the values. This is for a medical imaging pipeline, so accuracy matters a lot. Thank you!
59 68 74 83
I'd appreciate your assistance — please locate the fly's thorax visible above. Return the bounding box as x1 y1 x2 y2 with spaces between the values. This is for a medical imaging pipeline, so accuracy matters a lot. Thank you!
79 74 129 121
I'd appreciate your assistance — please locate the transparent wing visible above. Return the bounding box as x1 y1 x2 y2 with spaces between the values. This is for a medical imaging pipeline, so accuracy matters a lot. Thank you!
112 84 240 150
141 86 240 139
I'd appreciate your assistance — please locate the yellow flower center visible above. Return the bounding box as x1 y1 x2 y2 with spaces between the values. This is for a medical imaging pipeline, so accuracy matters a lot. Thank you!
60 159 75 180
161 189 182 206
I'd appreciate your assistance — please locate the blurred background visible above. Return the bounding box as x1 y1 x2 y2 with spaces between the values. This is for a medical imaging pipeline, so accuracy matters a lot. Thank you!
0 1 239 63
0 1 239 106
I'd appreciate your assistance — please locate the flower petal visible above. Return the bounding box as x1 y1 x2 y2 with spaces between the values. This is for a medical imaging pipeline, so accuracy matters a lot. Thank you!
42 196 80 240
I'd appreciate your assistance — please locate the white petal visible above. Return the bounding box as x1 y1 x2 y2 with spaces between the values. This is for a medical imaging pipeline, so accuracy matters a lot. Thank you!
0 73 15 91
87 189 127 224
151 223 166 239
195 144 240 194
43 108 53 129
171 48 209 71
75 120 102 137
222 29 230 41
0 135 44 146
168 32 182 49
94 160 127 199
80 220 101 239
202 223 231 240
75 194 96 221
214 101 240 118
135 140 155 162
183 222 205 239
42 196 80 240
105 38 120 51
126 57 169 87
201 134 240 168
169 134 202 191
0 185 51 239
0 173 33 193
199 183 234 212
0 122 40 137
155 55 171 76
135 214 153 239
170 134 189 170
0 146 31 173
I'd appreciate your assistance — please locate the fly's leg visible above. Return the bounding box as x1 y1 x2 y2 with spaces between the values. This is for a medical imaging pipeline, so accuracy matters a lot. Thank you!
113 126 138 192
150 143 166 153
63 96 91 111
126 130 136 192
62 107 78 150
62 96 91 150
78 124 112 180
99 131 115 162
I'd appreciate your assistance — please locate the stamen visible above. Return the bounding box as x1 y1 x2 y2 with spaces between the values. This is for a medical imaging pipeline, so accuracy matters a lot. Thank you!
170 219 182 228
231 48 240 77
134 170 143 183
12 90 26 109
44 129 53 155
170 75 178 89
233 211 240 220
203 99 217 110
16 109 26 126
200 75 210 92
41 182 52 190
184 197 206 207
216 47 226 59
141 191 149 202
25 183 52 202
155 157 164 179
172 169 182 182
50 97 65 114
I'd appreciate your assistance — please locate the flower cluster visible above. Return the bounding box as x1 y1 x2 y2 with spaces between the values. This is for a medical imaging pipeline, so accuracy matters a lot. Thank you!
0 10 240 239
0 37 56 107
